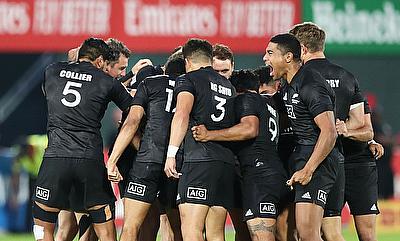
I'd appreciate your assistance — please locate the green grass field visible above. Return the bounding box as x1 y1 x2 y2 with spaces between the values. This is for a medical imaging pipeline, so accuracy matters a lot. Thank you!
1 228 399 241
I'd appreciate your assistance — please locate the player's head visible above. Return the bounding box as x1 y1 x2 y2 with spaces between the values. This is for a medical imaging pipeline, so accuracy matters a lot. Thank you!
105 38 131 78
253 66 280 94
230 69 259 94
212 44 234 79
289 22 325 61
263 33 301 80
165 51 185 78
182 38 213 72
78 37 113 69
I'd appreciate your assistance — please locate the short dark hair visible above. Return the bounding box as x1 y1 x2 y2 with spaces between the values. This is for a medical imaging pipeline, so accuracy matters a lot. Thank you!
182 38 213 63
230 69 259 93
106 38 131 58
253 66 272 85
270 34 301 62
213 44 234 63
78 37 113 62
165 51 185 78
289 22 325 53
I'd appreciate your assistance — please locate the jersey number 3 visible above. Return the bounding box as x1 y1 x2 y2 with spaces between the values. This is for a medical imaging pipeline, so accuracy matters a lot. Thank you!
211 96 226 122
61 81 82 107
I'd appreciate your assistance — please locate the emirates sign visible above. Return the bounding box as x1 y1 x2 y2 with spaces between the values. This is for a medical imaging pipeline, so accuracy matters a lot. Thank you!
0 0 301 53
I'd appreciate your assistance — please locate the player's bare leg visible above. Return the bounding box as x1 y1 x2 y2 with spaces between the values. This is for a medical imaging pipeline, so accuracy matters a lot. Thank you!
321 217 345 241
276 204 297 241
138 202 159 241
205 206 227 241
33 202 60 241
166 208 183 241
354 214 377 241
229 208 251 241
246 218 276 241
55 210 78 241
120 199 151 241
295 203 324 241
160 214 174 241
88 204 117 241
179 203 209 241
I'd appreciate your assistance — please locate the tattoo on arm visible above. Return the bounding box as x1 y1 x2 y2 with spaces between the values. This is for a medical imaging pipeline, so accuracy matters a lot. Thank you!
248 220 276 236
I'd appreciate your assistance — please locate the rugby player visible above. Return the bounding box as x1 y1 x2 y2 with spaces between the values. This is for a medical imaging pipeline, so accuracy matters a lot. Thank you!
264 34 339 241
164 38 237 241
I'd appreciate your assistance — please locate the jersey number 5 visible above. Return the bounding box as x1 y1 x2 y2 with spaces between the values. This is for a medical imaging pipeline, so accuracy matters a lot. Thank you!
211 96 226 122
61 81 82 107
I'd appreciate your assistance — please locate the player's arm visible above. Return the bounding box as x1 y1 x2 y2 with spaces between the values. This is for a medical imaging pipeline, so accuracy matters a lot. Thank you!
288 111 337 186
345 102 364 130
336 113 374 142
107 105 144 182
164 92 194 178
192 116 259 142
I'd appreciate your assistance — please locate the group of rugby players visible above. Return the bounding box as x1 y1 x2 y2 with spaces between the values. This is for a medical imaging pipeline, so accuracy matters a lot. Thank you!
32 22 385 241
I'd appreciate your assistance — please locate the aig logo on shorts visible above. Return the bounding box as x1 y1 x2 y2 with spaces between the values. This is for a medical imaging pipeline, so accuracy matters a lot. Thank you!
187 187 207 200
127 182 146 196
317 190 327 204
259 203 276 215
36 187 50 201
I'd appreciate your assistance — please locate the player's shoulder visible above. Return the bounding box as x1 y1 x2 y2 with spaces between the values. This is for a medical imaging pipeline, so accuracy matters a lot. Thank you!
235 92 261 110
45 61 69 72
325 59 356 81
299 66 325 85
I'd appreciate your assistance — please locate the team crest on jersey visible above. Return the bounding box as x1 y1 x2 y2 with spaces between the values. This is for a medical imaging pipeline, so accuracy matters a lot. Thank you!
127 182 146 196
187 187 207 200
36 187 50 201
259 203 276 214
317 190 327 204
285 104 296 119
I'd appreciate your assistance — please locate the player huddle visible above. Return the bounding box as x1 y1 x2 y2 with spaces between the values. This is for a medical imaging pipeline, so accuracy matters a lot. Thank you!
32 22 384 241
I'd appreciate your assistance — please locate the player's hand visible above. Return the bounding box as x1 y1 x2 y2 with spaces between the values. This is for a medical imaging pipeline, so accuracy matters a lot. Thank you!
164 157 180 179
132 59 153 75
107 161 123 183
335 119 348 137
287 168 313 187
191 125 210 142
369 142 384 159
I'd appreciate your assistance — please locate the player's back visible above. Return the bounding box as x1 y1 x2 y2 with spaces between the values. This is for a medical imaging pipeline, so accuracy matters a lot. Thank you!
303 58 363 121
234 92 281 168
43 61 132 160
175 66 236 164
134 74 175 163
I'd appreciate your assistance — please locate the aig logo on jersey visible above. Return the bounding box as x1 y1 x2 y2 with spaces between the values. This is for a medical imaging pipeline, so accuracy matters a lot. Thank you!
317 190 327 204
127 182 146 196
36 187 50 201
187 187 207 200
285 104 296 119
259 203 276 215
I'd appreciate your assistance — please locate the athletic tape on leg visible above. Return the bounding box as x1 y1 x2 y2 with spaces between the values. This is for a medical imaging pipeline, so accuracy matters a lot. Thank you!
33 225 44 240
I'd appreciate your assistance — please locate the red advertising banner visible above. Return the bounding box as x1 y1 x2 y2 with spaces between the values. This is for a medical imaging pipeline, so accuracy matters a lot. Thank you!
0 0 301 53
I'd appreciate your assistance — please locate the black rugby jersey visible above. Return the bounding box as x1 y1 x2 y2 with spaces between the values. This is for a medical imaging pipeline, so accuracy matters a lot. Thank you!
304 58 364 156
304 59 364 121
174 66 236 164
43 61 133 160
283 66 335 146
342 101 375 165
234 92 281 168
273 91 296 170
133 75 176 164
